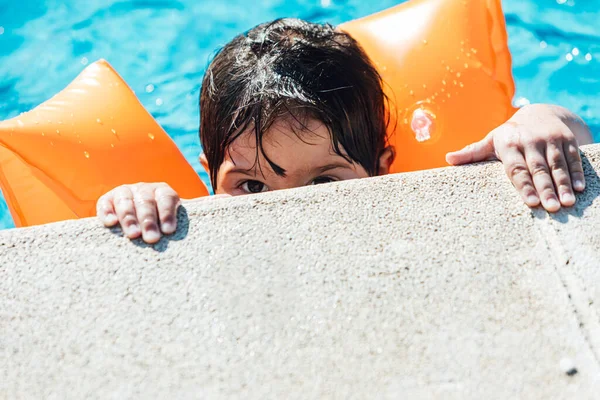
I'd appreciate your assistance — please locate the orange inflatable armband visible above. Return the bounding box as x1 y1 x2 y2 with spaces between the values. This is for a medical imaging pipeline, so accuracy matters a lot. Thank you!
341 0 517 173
0 60 208 227
0 0 516 227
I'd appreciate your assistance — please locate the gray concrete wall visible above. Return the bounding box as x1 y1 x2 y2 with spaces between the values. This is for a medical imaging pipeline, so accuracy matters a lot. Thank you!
2 145 600 399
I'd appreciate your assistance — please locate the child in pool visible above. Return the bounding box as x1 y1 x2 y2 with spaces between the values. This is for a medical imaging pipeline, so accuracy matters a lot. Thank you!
96 18 593 244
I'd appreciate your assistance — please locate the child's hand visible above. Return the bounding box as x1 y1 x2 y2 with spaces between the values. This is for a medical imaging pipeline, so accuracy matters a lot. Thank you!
96 182 181 244
446 104 594 212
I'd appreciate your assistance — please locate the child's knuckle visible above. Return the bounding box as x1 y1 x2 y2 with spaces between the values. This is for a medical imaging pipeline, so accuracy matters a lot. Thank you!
508 164 528 179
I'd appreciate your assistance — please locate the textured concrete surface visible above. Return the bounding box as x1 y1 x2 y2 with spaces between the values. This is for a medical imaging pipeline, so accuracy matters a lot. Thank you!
2 145 600 399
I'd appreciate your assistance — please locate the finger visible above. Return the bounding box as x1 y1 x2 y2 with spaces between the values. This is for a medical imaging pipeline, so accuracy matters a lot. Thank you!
525 147 561 212
445 134 495 165
154 185 180 235
564 140 586 192
131 185 161 244
96 192 118 227
499 145 540 208
113 186 141 239
546 143 575 207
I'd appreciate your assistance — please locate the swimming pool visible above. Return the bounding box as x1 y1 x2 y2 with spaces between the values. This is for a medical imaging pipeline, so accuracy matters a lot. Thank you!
0 0 599 229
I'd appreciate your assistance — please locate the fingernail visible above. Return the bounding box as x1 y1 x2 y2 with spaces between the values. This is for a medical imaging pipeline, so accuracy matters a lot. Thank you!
161 221 175 234
143 227 160 243
104 213 117 225
546 198 560 210
574 180 585 191
126 223 140 237
526 195 539 206
561 192 575 204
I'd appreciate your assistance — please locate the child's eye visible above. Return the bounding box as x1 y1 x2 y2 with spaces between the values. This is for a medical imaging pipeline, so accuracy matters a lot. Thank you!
311 176 336 185
241 180 269 193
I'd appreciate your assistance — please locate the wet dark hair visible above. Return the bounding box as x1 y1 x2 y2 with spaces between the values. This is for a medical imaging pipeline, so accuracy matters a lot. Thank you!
199 18 390 189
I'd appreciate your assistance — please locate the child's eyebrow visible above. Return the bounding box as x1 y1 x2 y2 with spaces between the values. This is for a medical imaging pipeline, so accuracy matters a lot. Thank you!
228 167 258 177
314 162 353 174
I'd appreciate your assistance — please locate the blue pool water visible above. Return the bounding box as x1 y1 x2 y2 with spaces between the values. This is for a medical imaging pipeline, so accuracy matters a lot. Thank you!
0 0 599 229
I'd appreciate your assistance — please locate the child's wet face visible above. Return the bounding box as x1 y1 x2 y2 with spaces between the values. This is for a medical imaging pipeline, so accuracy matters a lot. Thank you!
210 118 369 195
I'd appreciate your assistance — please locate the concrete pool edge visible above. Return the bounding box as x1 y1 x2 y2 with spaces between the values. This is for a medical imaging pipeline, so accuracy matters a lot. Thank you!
2 144 600 398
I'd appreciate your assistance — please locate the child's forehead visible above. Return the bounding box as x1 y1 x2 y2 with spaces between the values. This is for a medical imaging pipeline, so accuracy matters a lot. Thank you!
225 117 345 165
233 116 332 149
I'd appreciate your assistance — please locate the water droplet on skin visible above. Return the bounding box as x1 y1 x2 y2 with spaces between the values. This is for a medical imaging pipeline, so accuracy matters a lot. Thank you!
466 53 471 58
34 121 39 125
409 90 414 96
456 72 462 78
17 120 24 127
84 151 90 158
403 118 409 125
41 132 45 136
56 129 60 134
111 129 117 135
423 39 428 45
422 84 427 89
97 118 102 124
459 82 464 88
148 133 155 140
50 141 54 146
442 80 447 85
111 143 115 148
446 66 451 71
441 87 446 92
58 121 63 125
460 40 465 46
